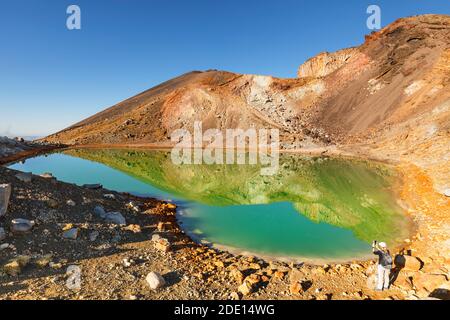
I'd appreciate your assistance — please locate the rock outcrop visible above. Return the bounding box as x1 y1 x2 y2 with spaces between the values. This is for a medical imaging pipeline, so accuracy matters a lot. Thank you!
297 48 359 78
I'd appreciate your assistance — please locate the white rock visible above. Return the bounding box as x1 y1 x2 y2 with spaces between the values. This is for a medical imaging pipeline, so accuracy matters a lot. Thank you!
66 200 76 206
146 272 166 290
151 233 161 242
443 189 450 197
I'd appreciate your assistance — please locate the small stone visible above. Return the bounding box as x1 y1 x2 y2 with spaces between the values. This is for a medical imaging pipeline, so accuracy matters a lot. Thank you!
66 200 76 206
249 262 261 270
290 281 302 295
0 243 9 251
103 194 116 199
15 172 32 183
104 212 126 225
94 205 106 219
273 271 286 280
35 254 53 268
47 199 59 208
89 230 99 242
230 269 245 283
0 227 6 241
151 233 161 242
126 201 140 212
123 224 141 233
443 189 450 197
3 260 21 276
62 228 79 240
123 258 132 267
11 218 35 234
145 272 166 290
230 292 240 300
49 262 63 269
238 281 253 296
40 172 53 179
0 184 12 217
154 238 171 253
2 255 30 276
289 268 304 283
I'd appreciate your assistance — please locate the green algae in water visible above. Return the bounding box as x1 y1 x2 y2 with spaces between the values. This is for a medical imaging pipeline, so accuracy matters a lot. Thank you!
10 149 410 260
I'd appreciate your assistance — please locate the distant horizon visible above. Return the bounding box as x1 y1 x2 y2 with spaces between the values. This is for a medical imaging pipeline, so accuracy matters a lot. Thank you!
1 1 449 137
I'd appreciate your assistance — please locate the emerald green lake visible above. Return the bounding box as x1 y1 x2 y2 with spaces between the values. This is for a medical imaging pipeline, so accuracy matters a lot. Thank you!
9 149 409 261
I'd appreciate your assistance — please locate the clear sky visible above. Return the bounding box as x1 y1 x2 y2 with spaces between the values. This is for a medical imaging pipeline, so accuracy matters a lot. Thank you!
1 0 449 137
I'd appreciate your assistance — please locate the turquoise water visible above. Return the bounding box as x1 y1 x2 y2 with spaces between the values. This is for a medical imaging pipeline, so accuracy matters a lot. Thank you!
9 149 409 261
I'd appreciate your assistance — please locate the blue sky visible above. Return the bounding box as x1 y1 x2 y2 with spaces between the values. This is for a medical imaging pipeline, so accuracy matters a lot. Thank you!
1 0 449 137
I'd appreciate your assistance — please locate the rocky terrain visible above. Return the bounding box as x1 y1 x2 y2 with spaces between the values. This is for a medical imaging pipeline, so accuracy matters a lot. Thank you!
1 14 449 300
0 165 447 300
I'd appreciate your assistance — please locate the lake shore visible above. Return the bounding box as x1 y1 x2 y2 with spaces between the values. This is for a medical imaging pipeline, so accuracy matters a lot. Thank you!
0 143 448 300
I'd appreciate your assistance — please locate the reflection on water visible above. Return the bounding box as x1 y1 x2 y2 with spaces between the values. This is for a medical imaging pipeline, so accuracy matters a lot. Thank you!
11 149 410 260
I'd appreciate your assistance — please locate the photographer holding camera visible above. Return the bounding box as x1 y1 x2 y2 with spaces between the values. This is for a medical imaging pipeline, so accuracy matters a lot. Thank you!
372 240 393 291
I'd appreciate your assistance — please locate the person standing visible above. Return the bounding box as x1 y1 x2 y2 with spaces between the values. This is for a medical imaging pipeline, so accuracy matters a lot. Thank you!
372 241 393 291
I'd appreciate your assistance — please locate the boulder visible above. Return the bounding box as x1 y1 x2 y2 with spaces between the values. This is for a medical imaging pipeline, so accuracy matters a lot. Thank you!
11 218 35 234
412 273 448 293
94 205 106 219
104 212 126 225
146 272 166 290
395 255 423 271
62 228 79 240
15 172 32 183
0 184 12 217
2 255 31 276
0 227 6 241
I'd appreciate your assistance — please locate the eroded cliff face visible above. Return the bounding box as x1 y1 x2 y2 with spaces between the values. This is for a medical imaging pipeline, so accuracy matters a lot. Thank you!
297 48 360 78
